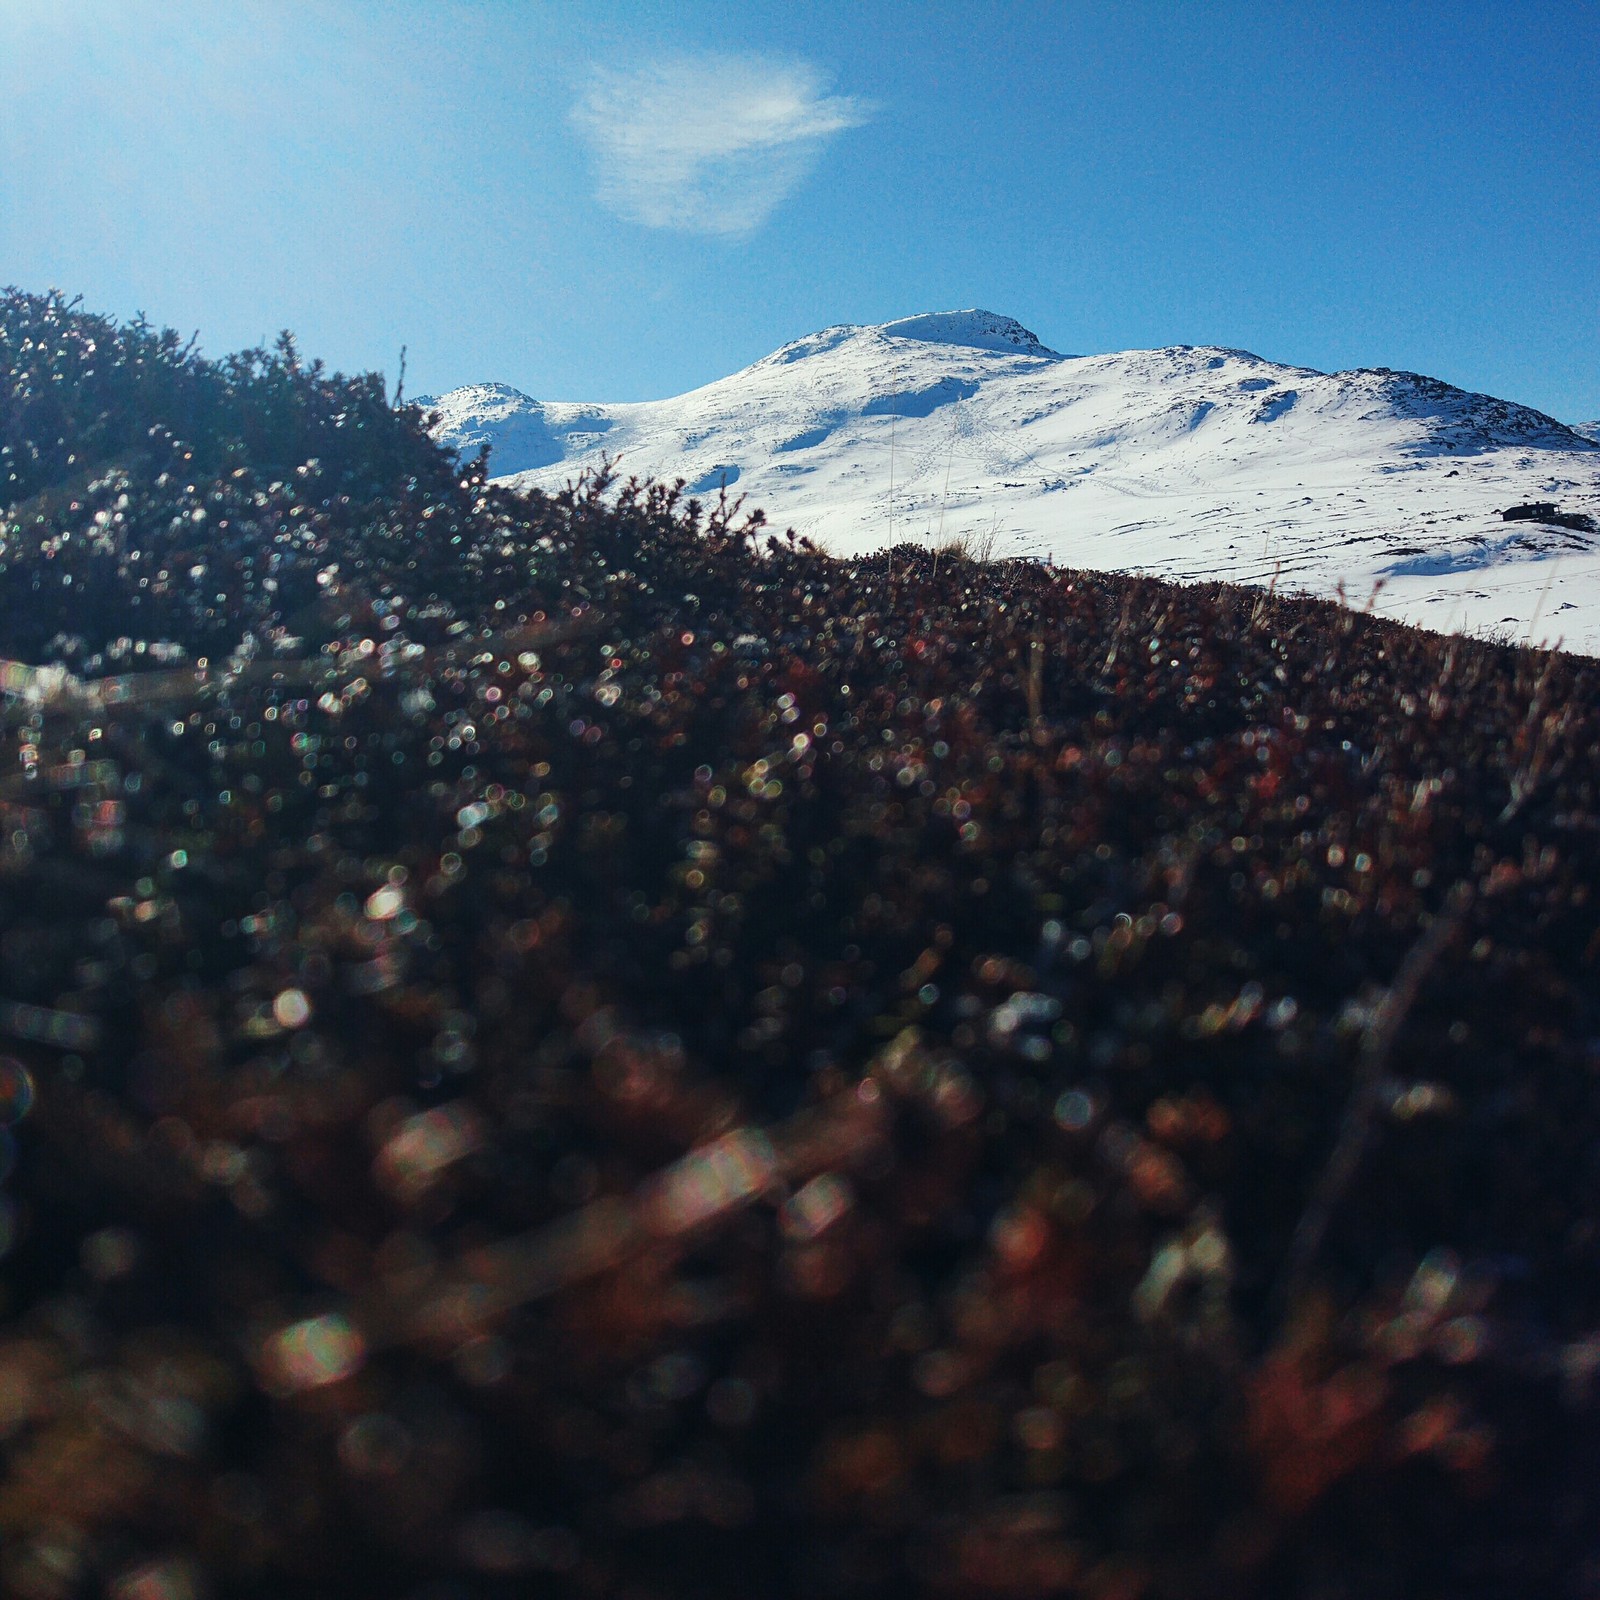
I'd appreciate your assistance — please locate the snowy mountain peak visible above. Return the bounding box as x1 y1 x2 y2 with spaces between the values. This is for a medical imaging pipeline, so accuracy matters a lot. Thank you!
876 310 1059 357
757 309 1058 369
415 380 533 414
416 383 614 477
1335 368 1594 452
425 315 1600 652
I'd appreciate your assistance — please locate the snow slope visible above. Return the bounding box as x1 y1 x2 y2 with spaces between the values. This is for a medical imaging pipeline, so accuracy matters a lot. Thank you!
422 310 1600 653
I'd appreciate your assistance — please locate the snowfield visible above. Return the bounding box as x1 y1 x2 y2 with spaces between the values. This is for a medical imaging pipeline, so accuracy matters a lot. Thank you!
423 310 1600 653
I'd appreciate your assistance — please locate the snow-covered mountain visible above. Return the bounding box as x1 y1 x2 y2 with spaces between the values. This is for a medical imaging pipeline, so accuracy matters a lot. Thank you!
422 310 1600 653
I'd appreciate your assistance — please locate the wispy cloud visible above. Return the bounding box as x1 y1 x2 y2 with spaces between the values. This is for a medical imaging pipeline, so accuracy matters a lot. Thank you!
571 53 871 237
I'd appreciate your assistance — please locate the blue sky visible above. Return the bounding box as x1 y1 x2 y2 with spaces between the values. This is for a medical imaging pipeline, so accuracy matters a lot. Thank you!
2 1 1595 419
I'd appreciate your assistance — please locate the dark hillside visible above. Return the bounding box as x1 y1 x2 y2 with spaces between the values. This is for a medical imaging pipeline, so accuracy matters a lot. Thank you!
1 295 1599 1599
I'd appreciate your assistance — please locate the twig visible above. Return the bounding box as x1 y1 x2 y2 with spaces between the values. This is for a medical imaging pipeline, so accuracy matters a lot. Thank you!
1499 644 1567 824
1276 881 1474 1311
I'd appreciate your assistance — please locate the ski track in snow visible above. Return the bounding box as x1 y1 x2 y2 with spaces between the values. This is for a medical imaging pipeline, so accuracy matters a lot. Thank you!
422 310 1600 655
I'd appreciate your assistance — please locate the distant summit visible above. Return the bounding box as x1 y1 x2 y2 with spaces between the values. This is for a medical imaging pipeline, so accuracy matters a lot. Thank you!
426 312 1600 652
876 309 1060 357
758 309 1060 368
415 382 614 477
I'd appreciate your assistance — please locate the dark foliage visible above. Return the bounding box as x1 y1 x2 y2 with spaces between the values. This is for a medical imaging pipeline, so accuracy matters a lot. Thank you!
1 297 1598 1600
0 288 775 674
0 287 450 508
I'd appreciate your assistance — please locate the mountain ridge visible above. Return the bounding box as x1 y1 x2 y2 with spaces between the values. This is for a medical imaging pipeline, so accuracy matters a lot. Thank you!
423 310 1600 652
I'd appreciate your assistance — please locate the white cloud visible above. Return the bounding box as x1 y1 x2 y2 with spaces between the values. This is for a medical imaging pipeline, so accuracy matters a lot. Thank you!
571 53 871 237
